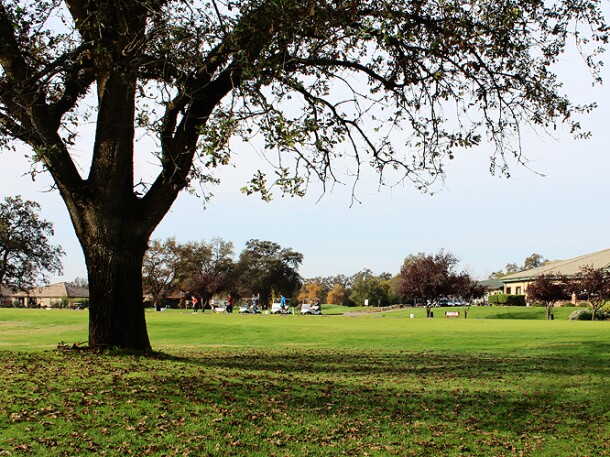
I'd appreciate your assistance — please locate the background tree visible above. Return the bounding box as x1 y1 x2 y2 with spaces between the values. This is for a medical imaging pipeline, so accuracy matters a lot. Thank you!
397 251 459 318
69 277 89 289
505 263 520 274
488 270 507 280
326 283 348 306
523 253 547 271
298 281 326 303
526 273 569 320
453 273 486 319
384 275 407 306
182 238 235 308
492 253 548 278
323 275 355 291
236 240 302 309
1 1 606 350
572 266 610 321
142 238 182 310
348 270 390 307
0 196 64 290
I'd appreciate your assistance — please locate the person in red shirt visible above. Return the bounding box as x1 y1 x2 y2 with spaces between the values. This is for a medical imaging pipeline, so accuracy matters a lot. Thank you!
226 294 233 314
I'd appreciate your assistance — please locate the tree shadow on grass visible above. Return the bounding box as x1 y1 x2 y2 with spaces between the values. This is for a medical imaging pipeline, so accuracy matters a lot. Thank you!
124 349 608 438
159 343 610 379
1 349 608 456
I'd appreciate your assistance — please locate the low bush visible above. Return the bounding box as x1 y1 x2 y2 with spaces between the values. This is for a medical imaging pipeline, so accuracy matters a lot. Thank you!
488 294 526 306
569 309 593 320
568 307 609 321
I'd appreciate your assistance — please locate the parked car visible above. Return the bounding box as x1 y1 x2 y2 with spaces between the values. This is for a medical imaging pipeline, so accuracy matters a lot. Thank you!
432 297 449 307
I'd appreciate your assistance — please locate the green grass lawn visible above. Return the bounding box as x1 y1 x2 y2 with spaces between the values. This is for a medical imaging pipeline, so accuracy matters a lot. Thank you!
0 307 608 456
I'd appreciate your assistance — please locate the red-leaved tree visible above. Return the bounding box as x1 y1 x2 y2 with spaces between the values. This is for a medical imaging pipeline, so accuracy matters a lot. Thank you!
397 251 458 318
571 266 610 321
526 273 570 320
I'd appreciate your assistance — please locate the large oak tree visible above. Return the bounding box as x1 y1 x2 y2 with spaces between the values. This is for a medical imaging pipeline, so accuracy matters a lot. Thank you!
0 0 606 350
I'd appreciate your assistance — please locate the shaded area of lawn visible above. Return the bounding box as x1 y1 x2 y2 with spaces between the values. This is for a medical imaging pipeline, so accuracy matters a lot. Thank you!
1 348 608 456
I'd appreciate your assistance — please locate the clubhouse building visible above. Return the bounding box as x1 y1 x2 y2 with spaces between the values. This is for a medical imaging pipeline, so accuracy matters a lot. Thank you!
501 248 610 300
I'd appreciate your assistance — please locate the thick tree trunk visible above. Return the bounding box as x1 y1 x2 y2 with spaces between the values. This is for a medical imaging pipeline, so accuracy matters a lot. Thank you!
85 238 151 351
58 67 183 351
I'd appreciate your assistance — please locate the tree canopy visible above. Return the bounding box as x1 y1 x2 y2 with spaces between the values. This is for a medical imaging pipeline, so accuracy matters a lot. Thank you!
0 196 64 290
572 266 610 321
0 0 607 350
348 269 391 307
453 272 485 318
489 252 548 278
182 238 236 306
397 250 459 317
142 237 183 308
525 273 569 320
236 239 303 308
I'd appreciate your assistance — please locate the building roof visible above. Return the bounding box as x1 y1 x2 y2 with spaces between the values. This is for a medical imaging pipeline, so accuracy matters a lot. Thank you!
1 286 18 305
478 278 505 290
502 248 610 283
14 282 89 299
1 286 16 297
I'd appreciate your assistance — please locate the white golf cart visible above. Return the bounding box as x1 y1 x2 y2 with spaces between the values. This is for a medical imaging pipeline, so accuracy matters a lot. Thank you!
300 298 322 315
239 298 261 314
271 298 293 314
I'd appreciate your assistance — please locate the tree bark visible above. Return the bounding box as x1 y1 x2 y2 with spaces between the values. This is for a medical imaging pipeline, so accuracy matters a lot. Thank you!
85 239 151 351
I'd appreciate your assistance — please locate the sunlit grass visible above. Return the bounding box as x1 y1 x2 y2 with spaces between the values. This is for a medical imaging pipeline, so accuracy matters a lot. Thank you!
0 307 608 456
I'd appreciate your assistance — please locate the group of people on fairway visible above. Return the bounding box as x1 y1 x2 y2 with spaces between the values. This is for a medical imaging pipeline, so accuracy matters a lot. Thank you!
189 293 287 314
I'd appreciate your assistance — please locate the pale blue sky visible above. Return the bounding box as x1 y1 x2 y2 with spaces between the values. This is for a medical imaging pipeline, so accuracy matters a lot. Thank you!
2 49 609 282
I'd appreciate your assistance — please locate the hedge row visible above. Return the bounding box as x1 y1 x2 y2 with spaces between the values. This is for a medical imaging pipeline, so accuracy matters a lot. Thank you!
488 294 526 306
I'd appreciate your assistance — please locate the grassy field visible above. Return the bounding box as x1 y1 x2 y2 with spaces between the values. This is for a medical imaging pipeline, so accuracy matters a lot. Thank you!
0 307 608 456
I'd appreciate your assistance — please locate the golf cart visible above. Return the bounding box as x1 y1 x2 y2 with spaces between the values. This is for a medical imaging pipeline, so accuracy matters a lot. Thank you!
300 298 322 315
212 303 227 313
239 298 261 314
271 299 293 314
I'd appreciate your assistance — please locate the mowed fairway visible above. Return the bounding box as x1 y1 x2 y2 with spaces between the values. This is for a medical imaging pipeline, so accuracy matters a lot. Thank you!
0 308 608 456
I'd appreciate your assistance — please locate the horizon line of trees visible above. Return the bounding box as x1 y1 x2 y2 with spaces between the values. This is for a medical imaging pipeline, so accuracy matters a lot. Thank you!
144 239 491 314
1 199 605 323
145 238 608 322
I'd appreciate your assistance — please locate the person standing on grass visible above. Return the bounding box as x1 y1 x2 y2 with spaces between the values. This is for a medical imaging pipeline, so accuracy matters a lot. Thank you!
192 296 199 314
280 295 287 312
226 294 233 314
